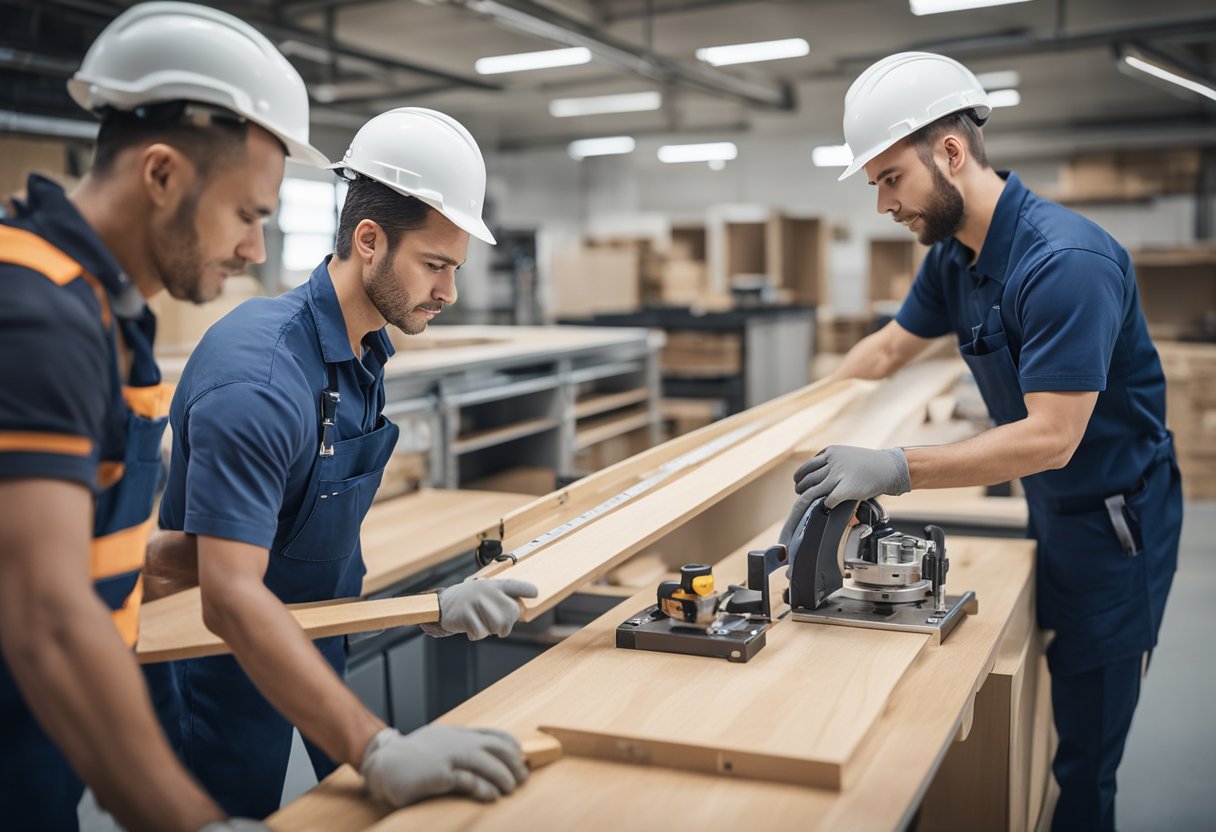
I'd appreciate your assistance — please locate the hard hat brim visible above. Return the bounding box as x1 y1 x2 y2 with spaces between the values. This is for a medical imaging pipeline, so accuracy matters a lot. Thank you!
837 136 900 182
330 162 496 245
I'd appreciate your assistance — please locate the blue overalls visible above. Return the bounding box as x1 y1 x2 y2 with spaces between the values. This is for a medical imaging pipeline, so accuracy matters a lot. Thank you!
896 173 1182 831
0 176 172 829
147 258 399 818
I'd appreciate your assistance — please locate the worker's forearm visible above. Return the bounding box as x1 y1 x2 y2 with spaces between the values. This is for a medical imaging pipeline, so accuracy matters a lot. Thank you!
830 330 907 382
0 589 222 832
202 585 384 767
904 414 1073 490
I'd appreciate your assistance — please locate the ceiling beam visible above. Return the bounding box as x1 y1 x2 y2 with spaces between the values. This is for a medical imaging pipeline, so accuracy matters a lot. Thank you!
838 14 1216 68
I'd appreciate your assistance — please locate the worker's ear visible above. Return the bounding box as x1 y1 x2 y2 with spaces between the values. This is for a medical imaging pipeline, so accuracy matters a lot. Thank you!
141 142 195 209
941 135 966 174
352 218 385 266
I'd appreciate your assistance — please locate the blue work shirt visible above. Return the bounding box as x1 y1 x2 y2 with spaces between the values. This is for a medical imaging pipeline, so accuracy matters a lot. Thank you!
896 171 1169 501
159 257 395 593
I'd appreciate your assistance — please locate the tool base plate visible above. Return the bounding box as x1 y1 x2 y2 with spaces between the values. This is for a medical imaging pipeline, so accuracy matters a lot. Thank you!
616 605 768 663
790 591 977 644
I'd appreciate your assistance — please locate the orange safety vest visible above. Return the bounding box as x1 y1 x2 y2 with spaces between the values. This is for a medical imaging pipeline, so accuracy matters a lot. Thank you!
0 225 171 647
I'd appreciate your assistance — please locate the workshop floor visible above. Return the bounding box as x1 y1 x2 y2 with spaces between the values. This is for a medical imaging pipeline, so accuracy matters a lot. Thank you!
78 501 1216 830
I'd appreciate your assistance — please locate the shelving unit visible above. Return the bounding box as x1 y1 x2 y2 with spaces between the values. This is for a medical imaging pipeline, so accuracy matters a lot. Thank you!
560 305 813 415
378 326 663 489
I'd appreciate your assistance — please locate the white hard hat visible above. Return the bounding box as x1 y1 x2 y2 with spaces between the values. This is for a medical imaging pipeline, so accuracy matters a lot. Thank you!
838 51 990 181
68 2 327 167
330 107 496 245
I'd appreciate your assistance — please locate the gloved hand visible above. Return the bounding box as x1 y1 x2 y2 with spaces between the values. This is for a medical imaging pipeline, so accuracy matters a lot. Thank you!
779 446 910 547
421 578 538 640
360 725 528 807
198 820 270 831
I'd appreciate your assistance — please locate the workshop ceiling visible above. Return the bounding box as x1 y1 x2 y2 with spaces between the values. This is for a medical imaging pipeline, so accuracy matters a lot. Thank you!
3 0 1215 157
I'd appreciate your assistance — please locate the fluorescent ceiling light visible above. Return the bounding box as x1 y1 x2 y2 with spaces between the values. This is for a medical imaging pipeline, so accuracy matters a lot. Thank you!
658 142 738 164
695 37 810 67
549 91 662 118
987 88 1021 108
1122 55 1216 103
568 136 636 160
812 144 853 167
975 70 1021 90
910 0 1032 15
475 46 591 75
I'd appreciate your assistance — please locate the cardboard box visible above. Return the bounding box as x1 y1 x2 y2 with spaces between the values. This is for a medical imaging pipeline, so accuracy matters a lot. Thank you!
0 135 68 199
816 313 876 354
150 276 263 350
661 331 742 376
660 260 708 305
550 247 639 317
660 397 722 441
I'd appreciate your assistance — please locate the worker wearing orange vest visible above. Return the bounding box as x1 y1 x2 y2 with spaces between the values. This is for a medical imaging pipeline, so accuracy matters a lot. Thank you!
0 4 326 829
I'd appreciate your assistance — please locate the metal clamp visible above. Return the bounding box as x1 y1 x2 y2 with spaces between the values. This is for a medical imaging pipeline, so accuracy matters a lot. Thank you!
475 539 517 568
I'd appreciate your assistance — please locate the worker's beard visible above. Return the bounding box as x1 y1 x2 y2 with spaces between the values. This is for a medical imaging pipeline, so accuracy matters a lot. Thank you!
157 187 244 305
365 254 441 336
915 161 965 247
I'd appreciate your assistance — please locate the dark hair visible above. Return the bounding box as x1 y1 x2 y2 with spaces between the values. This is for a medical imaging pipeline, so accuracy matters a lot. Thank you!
334 174 433 260
91 100 250 178
906 110 989 170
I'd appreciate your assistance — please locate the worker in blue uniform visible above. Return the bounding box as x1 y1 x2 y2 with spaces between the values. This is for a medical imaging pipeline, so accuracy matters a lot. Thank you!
0 3 327 830
784 53 1181 832
144 108 538 819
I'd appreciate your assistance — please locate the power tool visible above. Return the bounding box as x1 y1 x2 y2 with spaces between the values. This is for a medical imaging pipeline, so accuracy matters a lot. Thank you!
786 497 976 643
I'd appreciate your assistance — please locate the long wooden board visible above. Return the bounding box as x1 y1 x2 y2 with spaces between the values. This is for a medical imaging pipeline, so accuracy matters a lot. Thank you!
489 385 864 620
137 590 439 664
360 488 534 594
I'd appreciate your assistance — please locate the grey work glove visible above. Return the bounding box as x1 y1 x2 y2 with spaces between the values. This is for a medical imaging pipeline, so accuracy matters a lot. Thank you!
779 446 910 546
198 821 270 831
360 725 528 807
421 578 538 640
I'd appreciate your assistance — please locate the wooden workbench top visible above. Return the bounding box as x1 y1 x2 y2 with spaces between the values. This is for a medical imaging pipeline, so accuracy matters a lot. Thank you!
270 523 1035 832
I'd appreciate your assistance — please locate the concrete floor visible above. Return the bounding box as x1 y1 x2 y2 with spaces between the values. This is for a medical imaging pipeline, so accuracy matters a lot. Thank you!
79 500 1216 830
1116 500 1216 831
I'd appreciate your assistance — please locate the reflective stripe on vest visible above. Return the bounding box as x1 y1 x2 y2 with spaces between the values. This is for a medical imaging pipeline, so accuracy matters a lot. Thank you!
0 224 158 647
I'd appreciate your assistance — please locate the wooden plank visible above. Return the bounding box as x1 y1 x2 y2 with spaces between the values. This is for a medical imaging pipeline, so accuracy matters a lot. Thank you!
538 725 837 789
137 591 439 664
573 387 649 419
492 385 864 621
881 488 1028 531
573 407 652 450
493 378 856 552
452 417 559 454
360 488 533 595
793 358 963 455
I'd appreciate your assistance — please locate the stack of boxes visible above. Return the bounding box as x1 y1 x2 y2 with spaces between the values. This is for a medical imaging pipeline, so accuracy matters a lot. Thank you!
1159 342 1216 499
